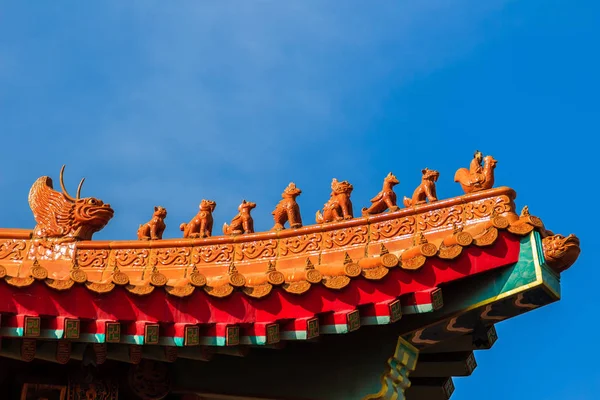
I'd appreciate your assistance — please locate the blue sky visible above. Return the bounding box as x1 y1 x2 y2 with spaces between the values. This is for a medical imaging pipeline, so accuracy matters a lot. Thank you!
1 1 598 398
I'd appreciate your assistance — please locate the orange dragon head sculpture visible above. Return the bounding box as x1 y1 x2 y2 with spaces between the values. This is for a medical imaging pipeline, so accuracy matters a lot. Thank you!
542 233 581 273
28 165 114 241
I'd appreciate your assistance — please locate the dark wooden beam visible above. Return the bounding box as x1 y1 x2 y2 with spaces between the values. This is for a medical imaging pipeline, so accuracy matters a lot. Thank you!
411 351 477 378
406 377 455 400
420 325 497 354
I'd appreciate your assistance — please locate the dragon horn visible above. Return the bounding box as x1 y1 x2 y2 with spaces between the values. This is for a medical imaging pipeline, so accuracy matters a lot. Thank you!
76 178 85 199
59 165 76 202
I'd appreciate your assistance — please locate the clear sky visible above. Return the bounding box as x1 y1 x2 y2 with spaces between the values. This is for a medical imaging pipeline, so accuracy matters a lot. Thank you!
1 1 598 398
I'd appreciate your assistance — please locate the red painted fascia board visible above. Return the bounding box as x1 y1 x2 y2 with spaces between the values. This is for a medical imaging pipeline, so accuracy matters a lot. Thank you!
0 232 520 325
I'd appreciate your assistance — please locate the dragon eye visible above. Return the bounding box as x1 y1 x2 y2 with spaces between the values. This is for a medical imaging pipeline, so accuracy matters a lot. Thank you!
87 199 97 205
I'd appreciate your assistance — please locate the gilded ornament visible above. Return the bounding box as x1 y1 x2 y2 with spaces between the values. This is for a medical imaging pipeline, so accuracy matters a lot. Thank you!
93 343 108 365
150 269 168 287
322 226 368 249
155 247 191 266
455 231 474 247
0 239 27 260
322 275 350 289
165 284 195 297
189 270 207 287
473 227 499 247
236 239 277 261
70 262 88 283
438 245 463 260
305 269 322 284
228 263 246 287
21 339 36 362
400 255 427 271
242 283 273 298
115 248 149 268
370 216 416 241
5 276 35 287
283 280 311 295
204 284 234 298
45 278 75 291
361 266 389 280
191 244 234 264
112 267 130 285
280 233 322 256
85 282 116 293
56 340 71 364
266 262 285 285
77 249 109 268
31 260 48 280
126 284 155 296
343 262 362 278
381 253 399 268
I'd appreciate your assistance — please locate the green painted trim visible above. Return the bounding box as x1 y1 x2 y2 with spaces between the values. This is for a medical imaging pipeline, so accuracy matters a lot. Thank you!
199 337 225 346
122 335 144 345
240 336 267 345
280 331 307 340
361 316 391 326
0 327 23 337
78 333 105 343
401 304 434 314
321 324 348 334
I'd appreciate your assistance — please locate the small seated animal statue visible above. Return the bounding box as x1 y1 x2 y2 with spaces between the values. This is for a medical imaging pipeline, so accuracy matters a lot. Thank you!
403 168 439 207
272 182 302 230
362 172 400 216
137 206 167 240
223 200 256 235
316 178 354 223
180 199 217 238
454 151 498 194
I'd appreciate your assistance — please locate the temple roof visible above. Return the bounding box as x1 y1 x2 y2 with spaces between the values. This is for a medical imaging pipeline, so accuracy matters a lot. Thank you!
0 155 581 371
1 187 547 299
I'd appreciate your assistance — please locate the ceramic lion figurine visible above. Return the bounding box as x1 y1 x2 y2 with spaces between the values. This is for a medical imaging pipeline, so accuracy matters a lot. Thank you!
403 168 439 207
180 199 217 238
272 182 302 230
362 172 400 216
137 206 167 240
316 178 354 223
223 200 256 235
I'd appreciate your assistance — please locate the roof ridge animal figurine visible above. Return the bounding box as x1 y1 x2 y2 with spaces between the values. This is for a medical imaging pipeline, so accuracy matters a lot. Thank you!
272 182 302 230
137 206 167 240
316 178 354 223
28 165 114 242
180 199 217 238
223 200 256 235
362 172 400 216
403 168 439 207
454 151 497 193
